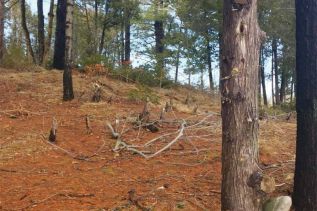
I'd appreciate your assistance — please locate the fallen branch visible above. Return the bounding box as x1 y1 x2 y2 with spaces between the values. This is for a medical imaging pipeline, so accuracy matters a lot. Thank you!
0 109 46 118
41 134 106 161
3 192 95 211
105 112 219 159
146 120 186 159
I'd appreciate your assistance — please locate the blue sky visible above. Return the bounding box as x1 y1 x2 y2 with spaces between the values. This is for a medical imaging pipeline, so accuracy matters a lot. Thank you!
27 0 50 14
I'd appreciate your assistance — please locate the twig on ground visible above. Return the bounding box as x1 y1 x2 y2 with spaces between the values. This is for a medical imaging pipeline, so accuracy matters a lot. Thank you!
40 134 106 161
3 192 95 211
146 120 186 159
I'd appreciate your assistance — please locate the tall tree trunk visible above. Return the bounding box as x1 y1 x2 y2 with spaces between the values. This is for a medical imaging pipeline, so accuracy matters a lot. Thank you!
0 0 4 64
272 38 280 105
83 2 94 55
271 48 275 106
154 0 164 87
294 0 317 210
290 69 295 103
93 0 98 53
200 69 204 91
221 0 265 210
206 35 214 91
94 0 98 33
99 24 106 55
260 47 268 106
120 13 125 64
21 0 36 64
124 14 131 62
53 0 67 70
63 0 74 101
280 67 286 103
44 0 55 65
99 0 110 55
258 58 262 105
37 0 45 65
174 44 180 83
117 34 121 64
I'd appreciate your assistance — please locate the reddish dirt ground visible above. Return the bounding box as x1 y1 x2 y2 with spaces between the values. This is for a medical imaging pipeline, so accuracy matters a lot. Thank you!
0 69 295 210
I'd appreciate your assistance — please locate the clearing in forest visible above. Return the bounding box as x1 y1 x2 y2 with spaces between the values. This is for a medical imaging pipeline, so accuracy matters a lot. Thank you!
0 69 295 210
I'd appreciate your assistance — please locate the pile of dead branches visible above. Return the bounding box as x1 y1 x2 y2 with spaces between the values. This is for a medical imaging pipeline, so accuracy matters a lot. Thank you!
105 101 220 159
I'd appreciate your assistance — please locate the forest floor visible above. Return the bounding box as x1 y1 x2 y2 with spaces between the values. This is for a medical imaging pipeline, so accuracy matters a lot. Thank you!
0 68 295 211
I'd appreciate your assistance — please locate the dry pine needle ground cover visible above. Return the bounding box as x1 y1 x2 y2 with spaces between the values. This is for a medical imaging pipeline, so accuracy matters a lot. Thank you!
0 68 295 210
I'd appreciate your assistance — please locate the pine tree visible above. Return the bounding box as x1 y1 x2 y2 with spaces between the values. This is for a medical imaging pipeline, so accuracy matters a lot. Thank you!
220 0 265 210
293 0 317 209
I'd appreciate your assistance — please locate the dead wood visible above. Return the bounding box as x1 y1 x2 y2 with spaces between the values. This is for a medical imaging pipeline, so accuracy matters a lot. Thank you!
185 94 190 105
192 105 198 114
85 115 92 134
138 99 159 133
3 192 95 211
128 189 151 211
165 101 172 112
92 83 101 102
49 117 57 142
159 107 165 120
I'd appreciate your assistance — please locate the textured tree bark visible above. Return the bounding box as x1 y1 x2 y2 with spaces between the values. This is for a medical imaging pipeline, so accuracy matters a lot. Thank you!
37 0 45 65
0 0 4 63
53 0 67 70
220 0 265 210
294 0 317 210
260 47 268 106
21 0 36 64
44 0 54 65
63 0 74 101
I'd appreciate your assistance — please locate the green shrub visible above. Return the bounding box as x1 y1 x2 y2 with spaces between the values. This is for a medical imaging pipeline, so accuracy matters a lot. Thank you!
280 101 296 112
2 45 34 71
79 54 113 69
260 101 296 117
160 79 176 89
127 84 160 104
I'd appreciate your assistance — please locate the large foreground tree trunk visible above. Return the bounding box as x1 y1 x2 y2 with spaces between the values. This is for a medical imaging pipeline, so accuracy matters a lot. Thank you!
0 0 4 64
63 0 74 101
37 0 45 65
21 0 36 64
53 0 67 70
220 0 265 210
293 0 317 210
